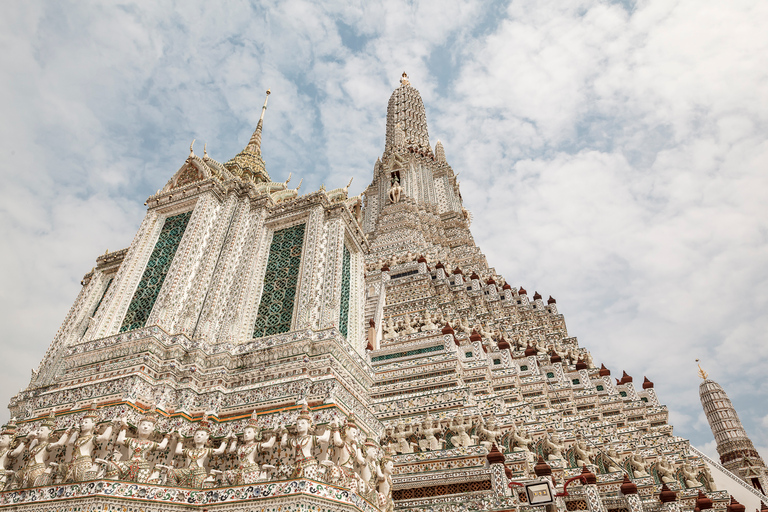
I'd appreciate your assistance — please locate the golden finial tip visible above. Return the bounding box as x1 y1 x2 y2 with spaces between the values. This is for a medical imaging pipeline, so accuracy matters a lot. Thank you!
696 360 708 380
266 89 271 95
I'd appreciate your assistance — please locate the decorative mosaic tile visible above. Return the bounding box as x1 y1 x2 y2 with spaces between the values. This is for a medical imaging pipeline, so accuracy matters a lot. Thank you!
120 211 192 332
339 244 351 338
253 223 306 338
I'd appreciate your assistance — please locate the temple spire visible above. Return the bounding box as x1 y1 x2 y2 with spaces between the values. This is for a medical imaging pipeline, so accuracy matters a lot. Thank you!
224 89 272 183
247 89 271 155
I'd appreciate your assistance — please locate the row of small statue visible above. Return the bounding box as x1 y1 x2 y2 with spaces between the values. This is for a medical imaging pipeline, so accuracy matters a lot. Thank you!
378 415 712 490
0 404 395 510
382 413 514 454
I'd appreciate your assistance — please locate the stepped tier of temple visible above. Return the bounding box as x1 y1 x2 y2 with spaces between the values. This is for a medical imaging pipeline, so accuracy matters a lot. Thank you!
1 74 766 512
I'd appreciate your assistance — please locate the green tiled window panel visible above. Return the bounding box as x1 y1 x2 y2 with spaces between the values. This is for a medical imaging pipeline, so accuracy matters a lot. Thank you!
120 211 192 332
253 223 306 338
339 245 351 338
370 344 442 362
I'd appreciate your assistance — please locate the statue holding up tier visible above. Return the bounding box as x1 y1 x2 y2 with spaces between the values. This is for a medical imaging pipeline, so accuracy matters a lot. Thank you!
376 448 395 512
417 414 445 451
392 421 417 454
358 437 381 496
281 403 335 480
510 425 534 462
448 415 475 448
627 453 649 477
477 415 504 452
63 403 114 482
0 419 24 490
15 412 69 488
572 438 594 467
681 463 703 488
655 457 676 483
160 414 228 488
99 406 170 483
543 432 565 461
330 414 365 492
224 410 277 485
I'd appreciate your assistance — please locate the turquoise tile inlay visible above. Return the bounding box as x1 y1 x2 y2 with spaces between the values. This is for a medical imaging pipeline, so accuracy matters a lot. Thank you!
120 211 192 332
370 344 442 362
339 245 351 338
253 223 305 338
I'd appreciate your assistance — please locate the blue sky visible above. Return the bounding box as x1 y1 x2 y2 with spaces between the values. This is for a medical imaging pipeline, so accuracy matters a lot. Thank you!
1 0 767 461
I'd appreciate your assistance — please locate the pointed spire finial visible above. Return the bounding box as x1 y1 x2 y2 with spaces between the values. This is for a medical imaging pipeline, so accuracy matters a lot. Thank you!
203 143 208 158
400 72 410 86
696 359 708 380
246 89 271 156
189 139 195 157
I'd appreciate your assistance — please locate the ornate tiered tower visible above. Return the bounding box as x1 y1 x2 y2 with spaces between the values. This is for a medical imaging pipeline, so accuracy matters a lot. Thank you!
698 365 768 494
1 75 766 512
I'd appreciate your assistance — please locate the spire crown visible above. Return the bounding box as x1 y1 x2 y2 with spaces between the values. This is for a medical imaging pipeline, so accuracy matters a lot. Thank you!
224 89 272 184
385 74 430 156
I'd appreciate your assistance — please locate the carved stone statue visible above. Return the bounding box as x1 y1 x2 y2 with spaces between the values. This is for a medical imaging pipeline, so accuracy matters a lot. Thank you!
392 422 417 454
358 437 380 496
383 317 398 340
15 412 69 488
572 439 594 467
627 453 649 477
280 403 334 480
63 404 114 482
417 414 445 451
603 447 622 472
420 313 437 332
681 463 703 488
161 414 228 488
376 449 395 512
388 175 403 204
543 432 565 461
99 407 170 483
477 415 504 452
330 414 365 492
655 458 676 483
510 425 533 457
224 410 277 485
0 419 24 490
448 415 474 448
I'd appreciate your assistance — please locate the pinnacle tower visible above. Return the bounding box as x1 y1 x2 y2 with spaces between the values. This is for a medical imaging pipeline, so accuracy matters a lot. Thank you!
699 366 768 493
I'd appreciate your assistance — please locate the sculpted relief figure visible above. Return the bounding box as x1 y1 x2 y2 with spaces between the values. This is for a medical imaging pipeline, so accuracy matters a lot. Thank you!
358 437 381 497
543 432 565 461
64 404 115 483
627 453 649 477
0 420 24 490
510 425 534 460
388 175 403 204
376 449 395 512
160 414 228 488
572 438 595 467
681 462 703 488
477 415 504 452
392 422 417 454
281 403 334 480
330 414 365 492
15 412 69 488
448 415 474 448
99 407 170 483
225 410 277 485
417 414 445 451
